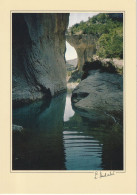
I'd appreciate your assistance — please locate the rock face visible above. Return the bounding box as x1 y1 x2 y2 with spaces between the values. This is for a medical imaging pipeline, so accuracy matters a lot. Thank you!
66 35 97 71
12 13 69 105
72 70 123 124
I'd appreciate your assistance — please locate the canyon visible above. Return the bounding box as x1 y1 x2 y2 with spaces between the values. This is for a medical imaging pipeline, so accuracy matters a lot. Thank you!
12 13 123 124
12 13 123 171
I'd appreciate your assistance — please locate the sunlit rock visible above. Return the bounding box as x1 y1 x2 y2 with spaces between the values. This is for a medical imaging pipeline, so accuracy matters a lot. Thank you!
66 34 97 71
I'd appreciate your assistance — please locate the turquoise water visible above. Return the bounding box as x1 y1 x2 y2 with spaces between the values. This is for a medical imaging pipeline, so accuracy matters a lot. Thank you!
12 92 123 170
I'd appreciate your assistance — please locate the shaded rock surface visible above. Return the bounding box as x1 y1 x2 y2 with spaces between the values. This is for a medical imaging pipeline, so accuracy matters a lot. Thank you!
12 13 69 105
92 56 123 74
66 35 97 71
81 59 123 81
72 70 123 124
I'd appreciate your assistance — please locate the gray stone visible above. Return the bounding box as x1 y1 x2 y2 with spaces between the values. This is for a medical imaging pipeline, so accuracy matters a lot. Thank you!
66 35 97 71
12 13 69 105
72 70 123 123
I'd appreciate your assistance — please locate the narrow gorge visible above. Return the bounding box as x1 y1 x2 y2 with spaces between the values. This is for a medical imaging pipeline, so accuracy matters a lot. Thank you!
12 13 123 171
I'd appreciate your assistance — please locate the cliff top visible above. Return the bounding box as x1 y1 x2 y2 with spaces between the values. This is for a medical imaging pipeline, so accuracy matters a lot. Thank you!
67 13 123 59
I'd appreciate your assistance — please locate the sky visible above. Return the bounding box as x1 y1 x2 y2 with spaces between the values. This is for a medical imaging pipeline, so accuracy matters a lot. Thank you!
65 13 99 61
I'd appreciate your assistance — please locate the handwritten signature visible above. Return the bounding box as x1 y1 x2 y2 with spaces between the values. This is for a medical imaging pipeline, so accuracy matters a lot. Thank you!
94 171 115 179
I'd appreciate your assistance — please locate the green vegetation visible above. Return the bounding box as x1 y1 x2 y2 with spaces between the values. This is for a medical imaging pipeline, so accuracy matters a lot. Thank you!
69 13 123 59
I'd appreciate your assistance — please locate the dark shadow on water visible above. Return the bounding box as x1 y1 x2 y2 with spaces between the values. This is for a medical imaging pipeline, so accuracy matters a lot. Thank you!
12 92 123 170
12 93 67 170
77 116 123 170
63 111 123 170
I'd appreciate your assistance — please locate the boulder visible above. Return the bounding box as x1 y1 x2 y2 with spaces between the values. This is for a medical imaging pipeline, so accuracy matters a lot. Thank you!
72 70 123 124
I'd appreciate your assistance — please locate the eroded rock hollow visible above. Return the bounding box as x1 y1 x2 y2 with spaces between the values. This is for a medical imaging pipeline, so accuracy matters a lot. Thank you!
12 13 69 105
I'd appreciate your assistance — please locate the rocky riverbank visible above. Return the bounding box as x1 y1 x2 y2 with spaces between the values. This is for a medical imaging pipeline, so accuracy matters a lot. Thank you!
71 60 123 125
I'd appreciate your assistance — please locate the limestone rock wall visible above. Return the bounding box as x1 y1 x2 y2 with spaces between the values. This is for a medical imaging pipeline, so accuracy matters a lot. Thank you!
12 13 69 105
66 35 97 71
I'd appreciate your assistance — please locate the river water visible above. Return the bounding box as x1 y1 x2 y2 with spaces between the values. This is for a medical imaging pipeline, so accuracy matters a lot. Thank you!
12 91 123 170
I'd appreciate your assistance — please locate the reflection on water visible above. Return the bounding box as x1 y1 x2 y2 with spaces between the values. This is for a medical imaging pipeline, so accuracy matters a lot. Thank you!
12 91 123 170
64 93 74 122
63 130 102 170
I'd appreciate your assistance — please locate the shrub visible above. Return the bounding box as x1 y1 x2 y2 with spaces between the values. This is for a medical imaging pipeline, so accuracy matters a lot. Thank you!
69 13 123 59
